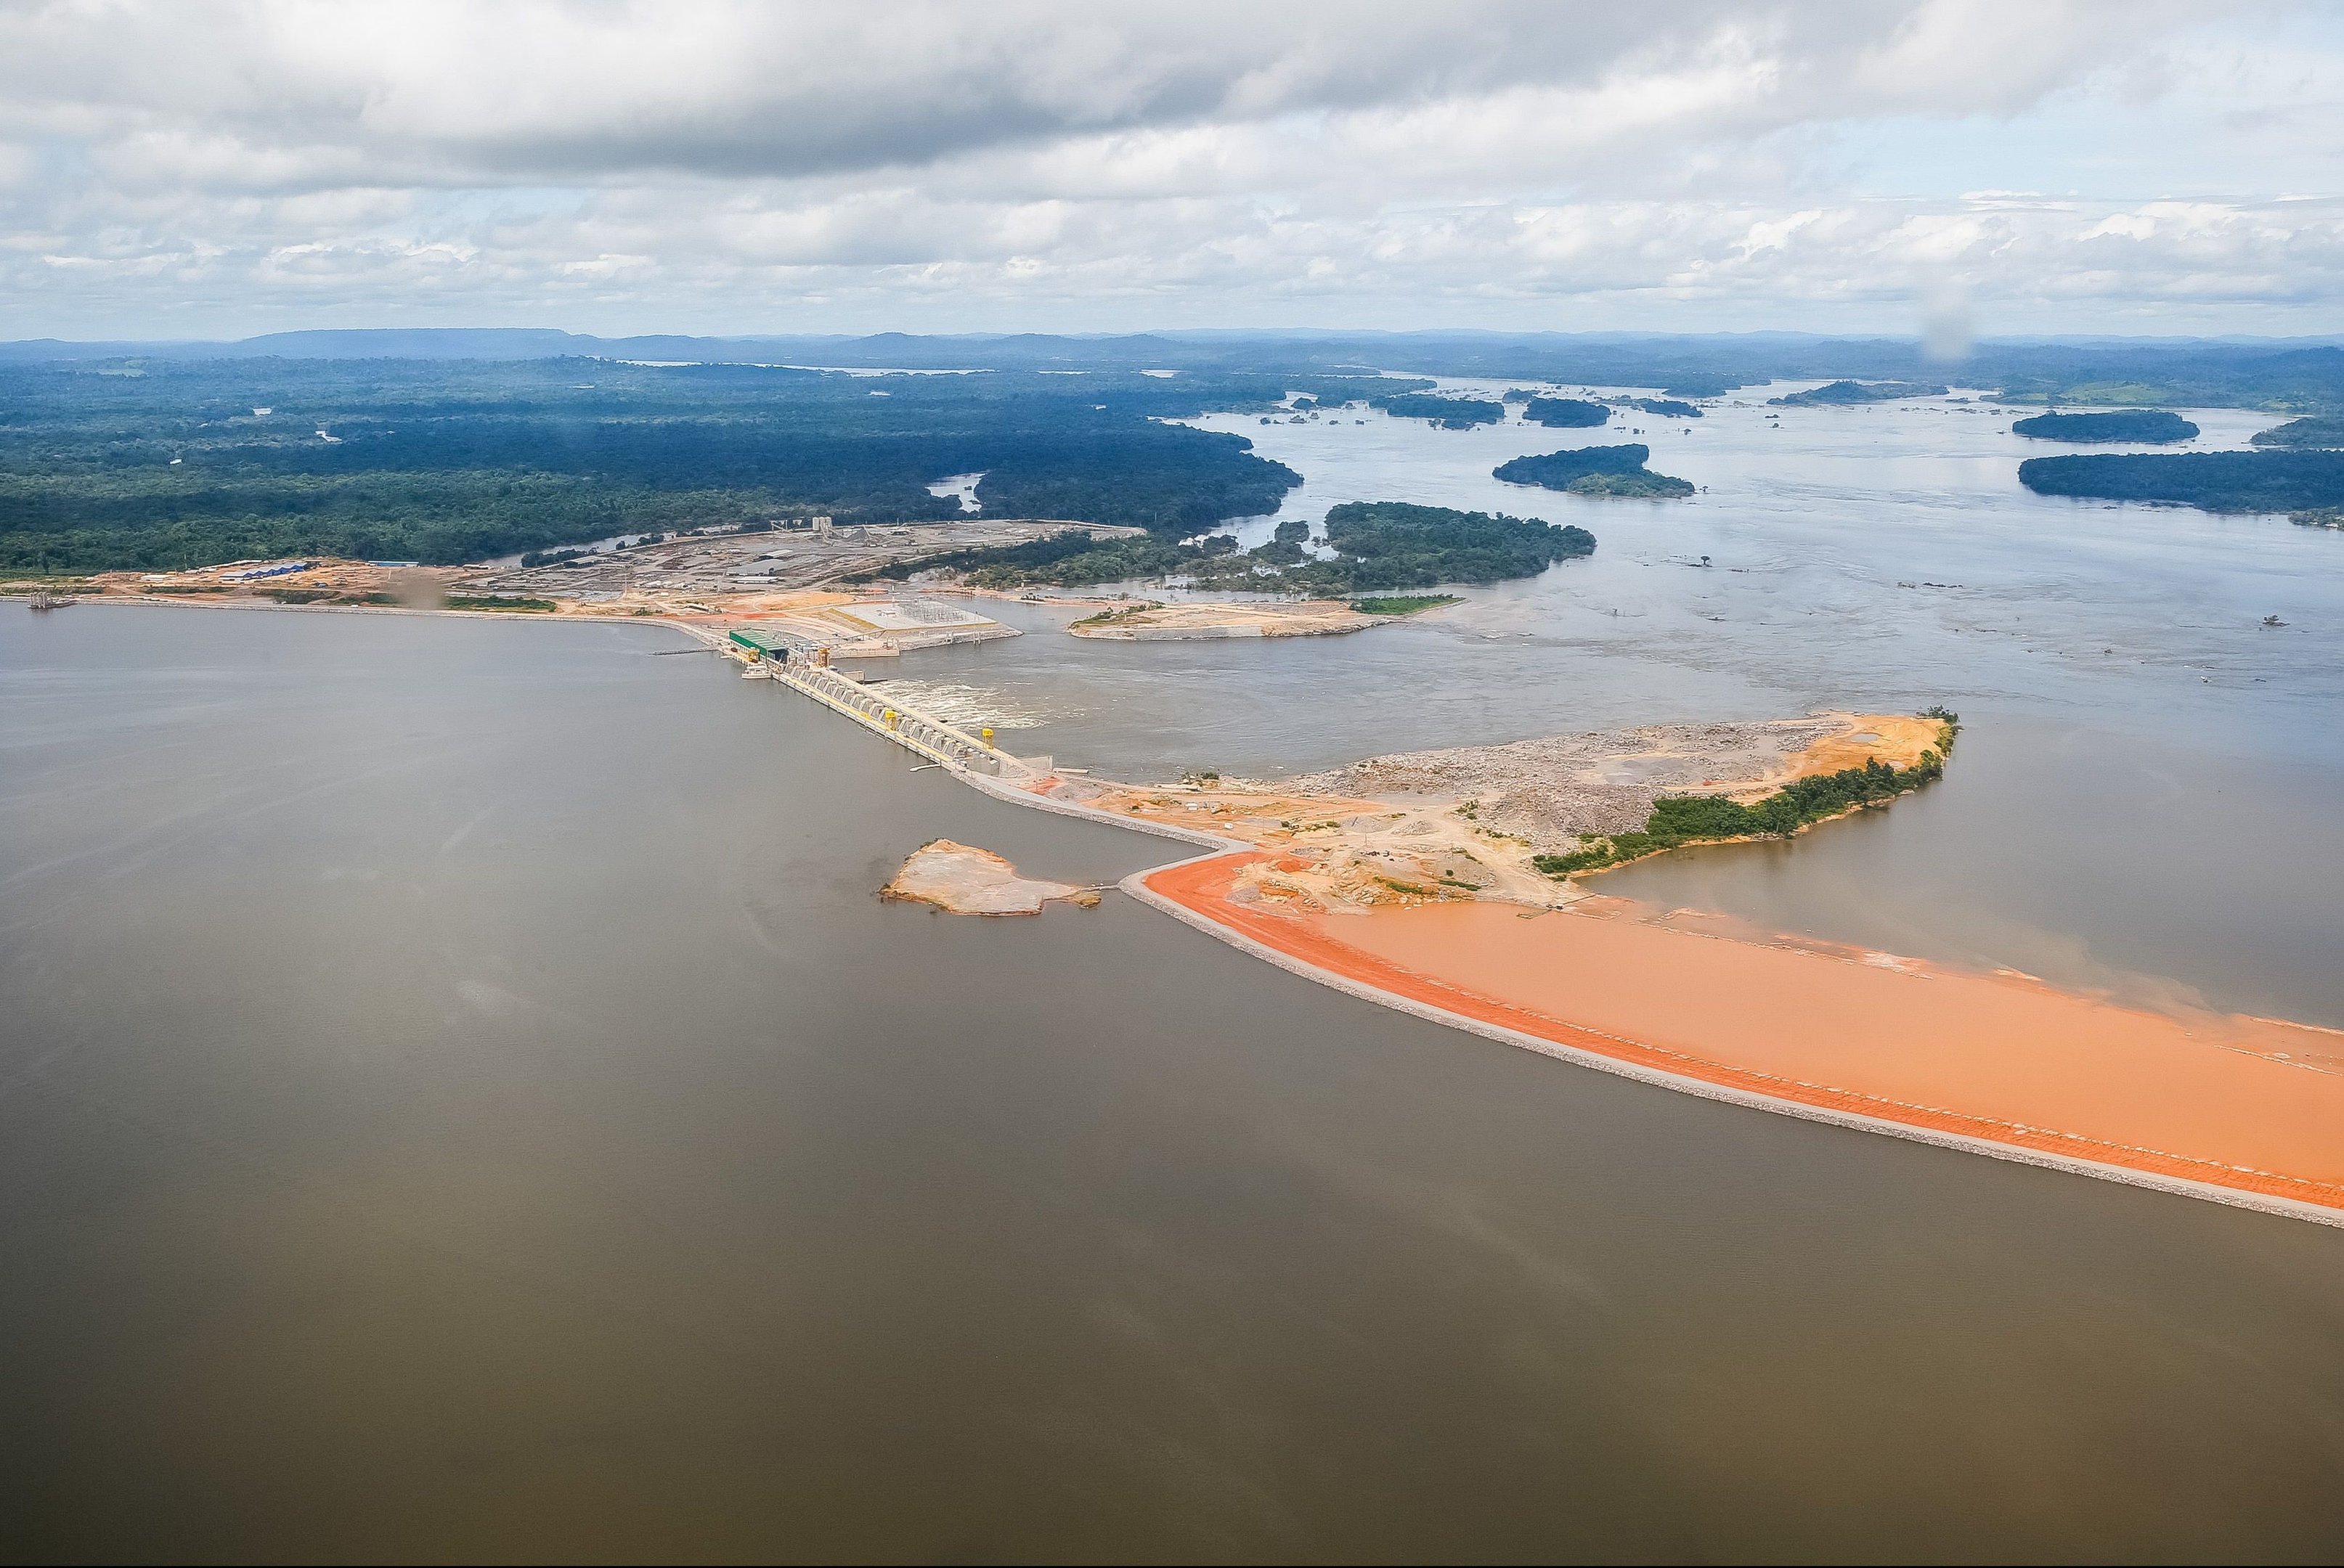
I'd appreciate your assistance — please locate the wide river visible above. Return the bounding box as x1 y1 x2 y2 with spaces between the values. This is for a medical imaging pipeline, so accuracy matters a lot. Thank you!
4 385 2344 1559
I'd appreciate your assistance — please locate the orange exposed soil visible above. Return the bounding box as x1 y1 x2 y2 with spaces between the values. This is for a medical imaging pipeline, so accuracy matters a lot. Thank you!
1769 712 1945 788
1141 852 2344 1218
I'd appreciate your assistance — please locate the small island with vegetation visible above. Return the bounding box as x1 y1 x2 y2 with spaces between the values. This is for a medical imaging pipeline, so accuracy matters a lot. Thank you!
1370 393 1504 429
2018 449 2344 515
1770 380 1947 407
868 501 1593 594
2251 417 2344 449
1350 593 1461 616
1522 397 1611 428
1493 444 1695 499
1619 397 1702 419
2011 410 2198 444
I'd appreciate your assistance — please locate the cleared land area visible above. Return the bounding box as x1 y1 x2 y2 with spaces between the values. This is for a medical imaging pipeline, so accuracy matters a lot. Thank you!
464 518 1139 602
1023 713 1938 912
1067 600 1376 640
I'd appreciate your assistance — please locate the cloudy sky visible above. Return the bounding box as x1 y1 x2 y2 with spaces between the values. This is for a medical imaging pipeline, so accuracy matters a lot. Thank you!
4 0 2341 340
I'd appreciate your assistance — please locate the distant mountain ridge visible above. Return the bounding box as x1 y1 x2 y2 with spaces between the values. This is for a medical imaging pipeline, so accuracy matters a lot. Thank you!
8 329 2344 412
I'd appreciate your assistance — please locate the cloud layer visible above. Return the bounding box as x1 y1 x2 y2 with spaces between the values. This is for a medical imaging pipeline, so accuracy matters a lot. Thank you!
3 0 2338 337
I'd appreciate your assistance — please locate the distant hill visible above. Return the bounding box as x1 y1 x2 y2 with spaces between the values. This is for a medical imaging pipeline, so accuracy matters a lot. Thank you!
7 330 2344 415
2011 410 2199 444
1770 380 1948 407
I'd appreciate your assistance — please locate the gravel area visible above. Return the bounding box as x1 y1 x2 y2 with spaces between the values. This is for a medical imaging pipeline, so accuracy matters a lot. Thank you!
1287 718 1845 846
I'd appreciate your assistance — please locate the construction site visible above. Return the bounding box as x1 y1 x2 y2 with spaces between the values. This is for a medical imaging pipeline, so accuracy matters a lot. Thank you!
460 515 1141 604
70 517 1161 656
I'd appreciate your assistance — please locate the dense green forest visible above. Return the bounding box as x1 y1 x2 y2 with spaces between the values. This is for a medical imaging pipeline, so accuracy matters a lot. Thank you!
1492 444 1694 498
870 501 1592 594
0 358 1419 571
2017 450 2344 513
1770 380 1948 407
1619 398 1701 418
1369 393 1504 428
1523 397 1611 428
1535 712 1958 875
2251 417 2344 448
1299 502 1594 592
2011 410 2197 443
1518 398 1612 428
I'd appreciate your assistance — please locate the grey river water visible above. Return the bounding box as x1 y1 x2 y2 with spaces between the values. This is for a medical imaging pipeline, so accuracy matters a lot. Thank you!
4 598 2344 1562
877 385 2344 1027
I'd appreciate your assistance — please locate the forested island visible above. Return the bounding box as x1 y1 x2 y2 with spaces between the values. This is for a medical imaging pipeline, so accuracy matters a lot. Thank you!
1619 397 1702 418
1522 397 1611 428
1492 444 1694 498
0 359 1419 572
2011 410 2198 443
2018 450 2344 515
2251 417 2344 449
1369 393 1504 428
866 502 1593 594
1770 380 1947 407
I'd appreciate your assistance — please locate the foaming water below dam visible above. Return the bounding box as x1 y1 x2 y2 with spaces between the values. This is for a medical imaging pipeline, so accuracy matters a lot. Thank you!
5 604 2344 1559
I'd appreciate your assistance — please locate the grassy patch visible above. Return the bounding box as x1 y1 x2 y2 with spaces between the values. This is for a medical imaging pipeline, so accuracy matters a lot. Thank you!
1070 600 1162 627
444 595 558 613
1350 594 1461 616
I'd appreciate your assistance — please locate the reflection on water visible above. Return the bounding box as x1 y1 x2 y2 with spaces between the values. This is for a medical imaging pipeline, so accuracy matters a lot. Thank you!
895 387 2344 1025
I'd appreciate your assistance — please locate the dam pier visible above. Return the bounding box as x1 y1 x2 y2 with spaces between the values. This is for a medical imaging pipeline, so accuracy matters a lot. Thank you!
702 622 1036 780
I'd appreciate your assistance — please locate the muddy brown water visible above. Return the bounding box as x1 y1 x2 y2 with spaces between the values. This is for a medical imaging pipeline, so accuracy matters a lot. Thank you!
4 603 2343 1561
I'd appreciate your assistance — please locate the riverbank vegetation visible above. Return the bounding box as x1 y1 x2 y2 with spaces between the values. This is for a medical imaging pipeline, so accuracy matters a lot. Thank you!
444 595 558 612
2011 410 2198 443
1535 710 1959 877
1350 594 1461 615
1493 444 1694 498
870 502 1592 594
2018 450 2344 513
0 359 1426 572
2251 417 2344 449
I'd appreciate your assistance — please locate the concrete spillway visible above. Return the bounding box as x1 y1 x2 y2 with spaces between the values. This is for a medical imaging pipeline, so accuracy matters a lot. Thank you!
767 659 1028 777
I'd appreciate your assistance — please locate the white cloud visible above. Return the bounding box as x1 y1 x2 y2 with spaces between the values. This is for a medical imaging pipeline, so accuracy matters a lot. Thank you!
0 0 2335 336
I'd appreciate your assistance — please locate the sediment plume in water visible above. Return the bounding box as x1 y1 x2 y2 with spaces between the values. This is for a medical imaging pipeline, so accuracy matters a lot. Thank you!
1137 852 2344 1222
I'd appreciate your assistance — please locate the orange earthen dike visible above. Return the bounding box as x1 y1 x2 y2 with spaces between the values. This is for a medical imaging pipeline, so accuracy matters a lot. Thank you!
1129 851 2344 1227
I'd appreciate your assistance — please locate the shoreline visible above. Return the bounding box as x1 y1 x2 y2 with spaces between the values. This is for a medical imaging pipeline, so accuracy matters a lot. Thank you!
1126 850 2344 1229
